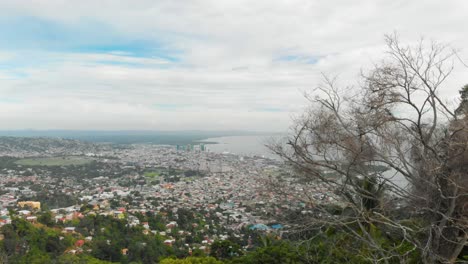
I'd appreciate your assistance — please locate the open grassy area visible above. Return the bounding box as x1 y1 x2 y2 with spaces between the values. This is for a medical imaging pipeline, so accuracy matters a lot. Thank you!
15 156 93 166
144 171 160 178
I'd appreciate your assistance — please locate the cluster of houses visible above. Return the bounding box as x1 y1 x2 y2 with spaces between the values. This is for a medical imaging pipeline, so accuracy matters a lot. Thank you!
0 142 341 256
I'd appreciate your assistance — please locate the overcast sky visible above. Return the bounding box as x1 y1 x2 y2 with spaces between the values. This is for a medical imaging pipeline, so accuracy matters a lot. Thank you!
0 0 466 131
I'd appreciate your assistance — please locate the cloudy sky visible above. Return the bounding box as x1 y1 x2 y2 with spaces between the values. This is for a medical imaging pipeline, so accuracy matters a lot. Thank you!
0 0 466 131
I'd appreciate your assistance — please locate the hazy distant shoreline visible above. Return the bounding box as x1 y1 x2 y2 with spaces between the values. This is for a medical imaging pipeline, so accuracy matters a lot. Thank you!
0 130 282 146
199 135 283 159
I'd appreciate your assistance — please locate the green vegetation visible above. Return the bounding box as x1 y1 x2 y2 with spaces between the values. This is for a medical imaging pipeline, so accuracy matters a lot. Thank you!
0 211 436 264
1 215 171 264
21 191 78 209
160 257 223 264
15 156 93 166
144 171 160 178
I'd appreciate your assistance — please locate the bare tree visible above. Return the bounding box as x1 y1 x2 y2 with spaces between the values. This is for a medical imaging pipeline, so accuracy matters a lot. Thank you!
269 34 467 264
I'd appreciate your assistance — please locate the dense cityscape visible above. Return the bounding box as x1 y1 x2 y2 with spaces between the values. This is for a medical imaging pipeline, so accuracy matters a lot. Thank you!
0 137 333 263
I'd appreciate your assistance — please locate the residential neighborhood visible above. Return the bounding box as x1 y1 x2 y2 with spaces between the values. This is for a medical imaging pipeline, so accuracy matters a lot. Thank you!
0 137 335 261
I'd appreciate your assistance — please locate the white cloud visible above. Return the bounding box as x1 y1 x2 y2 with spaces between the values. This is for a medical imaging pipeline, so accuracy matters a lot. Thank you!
0 0 466 130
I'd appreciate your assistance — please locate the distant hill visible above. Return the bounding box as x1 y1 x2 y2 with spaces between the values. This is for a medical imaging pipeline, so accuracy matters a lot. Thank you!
0 136 109 157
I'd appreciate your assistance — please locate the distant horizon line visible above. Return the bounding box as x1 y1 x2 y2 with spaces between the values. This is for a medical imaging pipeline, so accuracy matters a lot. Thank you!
0 130 285 138
0 129 283 133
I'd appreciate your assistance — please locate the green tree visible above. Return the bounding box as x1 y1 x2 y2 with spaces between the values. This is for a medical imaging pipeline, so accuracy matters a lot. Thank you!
92 239 123 262
57 254 114 264
230 241 303 264
210 240 241 260
160 256 223 264
37 210 54 227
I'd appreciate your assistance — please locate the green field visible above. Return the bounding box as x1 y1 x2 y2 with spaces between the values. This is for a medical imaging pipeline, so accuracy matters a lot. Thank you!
15 156 93 166
144 171 160 178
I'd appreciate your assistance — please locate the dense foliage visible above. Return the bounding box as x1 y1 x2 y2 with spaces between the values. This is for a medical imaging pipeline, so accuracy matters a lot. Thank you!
0 213 437 264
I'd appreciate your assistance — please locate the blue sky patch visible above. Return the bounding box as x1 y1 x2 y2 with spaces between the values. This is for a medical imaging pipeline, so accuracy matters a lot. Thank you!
0 98 22 104
275 54 319 64
0 15 181 69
